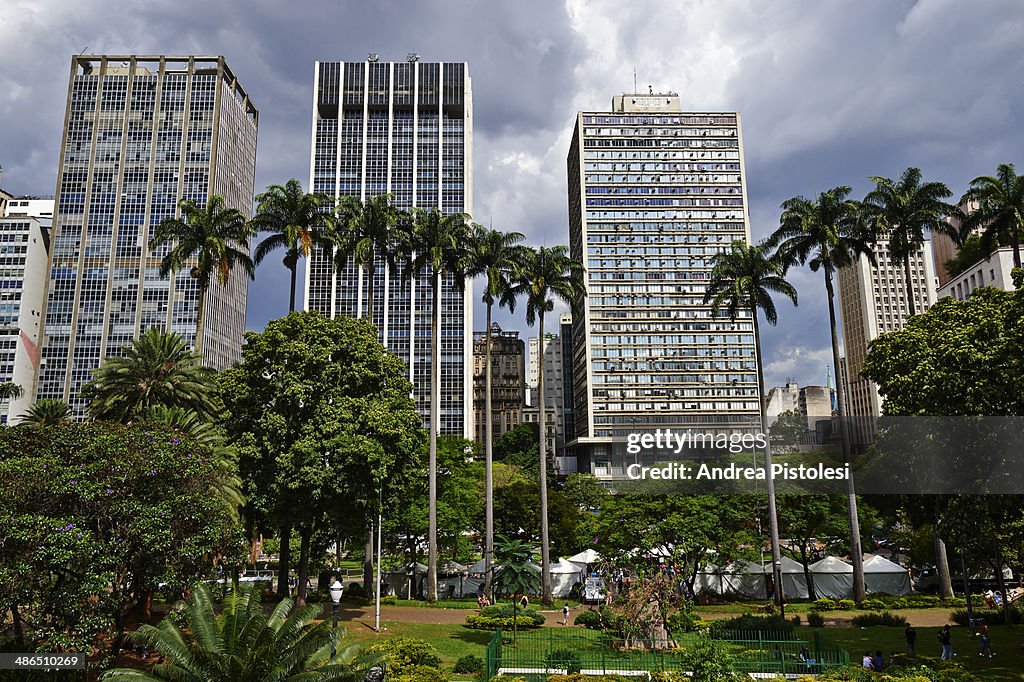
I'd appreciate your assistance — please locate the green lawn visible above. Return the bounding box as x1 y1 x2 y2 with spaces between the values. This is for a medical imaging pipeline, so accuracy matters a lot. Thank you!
820 625 1024 681
337 620 491 667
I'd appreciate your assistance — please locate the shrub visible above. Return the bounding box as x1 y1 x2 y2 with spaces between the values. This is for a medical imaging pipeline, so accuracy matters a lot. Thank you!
809 660 979 681
546 649 582 674
381 594 398 605
944 597 966 608
837 599 856 610
811 598 836 611
368 638 441 673
905 594 941 608
666 599 702 633
480 603 546 625
574 609 602 628
806 611 825 628
465 614 540 630
859 598 886 611
673 639 738 682
453 654 483 674
345 582 366 598
708 613 794 637
388 664 447 682
849 611 909 627
789 615 802 628
950 605 1024 626
550 676 636 682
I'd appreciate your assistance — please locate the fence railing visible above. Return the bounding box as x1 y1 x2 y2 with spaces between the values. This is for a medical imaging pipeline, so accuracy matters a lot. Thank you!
485 627 849 679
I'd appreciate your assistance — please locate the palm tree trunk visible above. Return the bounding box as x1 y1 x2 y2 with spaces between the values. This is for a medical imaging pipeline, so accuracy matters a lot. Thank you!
288 260 297 313
194 283 208 360
538 312 553 606
1011 232 1021 270
752 309 784 615
363 255 377 600
824 269 865 603
902 255 916 317
427 270 440 602
277 524 291 597
484 301 495 599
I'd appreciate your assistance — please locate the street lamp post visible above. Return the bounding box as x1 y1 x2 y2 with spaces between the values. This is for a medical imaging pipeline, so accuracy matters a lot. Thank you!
329 579 343 657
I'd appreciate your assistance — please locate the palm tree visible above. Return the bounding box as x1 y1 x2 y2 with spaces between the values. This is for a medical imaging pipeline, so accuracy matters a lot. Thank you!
101 584 366 681
251 179 333 312
149 195 256 359
861 167 959 316
330 193 404 596
0 381 23 402
402 207 472 602
331 193 403 326
19 399 72 425
462 224 525 598
493 535 541 644
508 245 585 606
704 240 797 614
81 329 219 423
770 186 874 603
960 163 1024 269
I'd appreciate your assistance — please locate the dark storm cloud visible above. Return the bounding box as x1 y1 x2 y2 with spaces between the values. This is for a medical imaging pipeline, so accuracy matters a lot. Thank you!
2 0 1021 389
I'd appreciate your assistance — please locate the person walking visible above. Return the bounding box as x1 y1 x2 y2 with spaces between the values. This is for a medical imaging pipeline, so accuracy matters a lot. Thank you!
978 621 994 658
562 602 570 626
905 623 917 654
938 624 953 661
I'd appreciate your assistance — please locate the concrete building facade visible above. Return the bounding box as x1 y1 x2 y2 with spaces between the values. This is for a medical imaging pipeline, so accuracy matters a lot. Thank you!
472 323 525 445
567 93 759 477
38 55 258 413
937 246 1019 300
837 239 937 445
0 199 52 423
304 58 473 438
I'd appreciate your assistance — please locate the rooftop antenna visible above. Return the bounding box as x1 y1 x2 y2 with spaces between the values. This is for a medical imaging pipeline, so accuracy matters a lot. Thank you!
648 84 653 95
633 67 637 94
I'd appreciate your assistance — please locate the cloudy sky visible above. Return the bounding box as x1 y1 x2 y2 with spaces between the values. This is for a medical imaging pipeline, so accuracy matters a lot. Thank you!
2 0 1022 389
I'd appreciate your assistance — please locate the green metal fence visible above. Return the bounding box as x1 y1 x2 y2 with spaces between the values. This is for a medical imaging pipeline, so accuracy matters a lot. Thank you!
485 627 849 679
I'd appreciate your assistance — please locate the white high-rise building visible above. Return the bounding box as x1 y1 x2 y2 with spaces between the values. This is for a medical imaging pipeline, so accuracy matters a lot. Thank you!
567 94 759 477
0 197 53 423
304 59 474 438
837 238 937 445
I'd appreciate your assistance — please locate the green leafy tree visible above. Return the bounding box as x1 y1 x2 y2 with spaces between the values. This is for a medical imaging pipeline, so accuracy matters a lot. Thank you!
861 167 959 316
960 162 1024 269
492 478 586 558
777 495 854 599
251 179 333 312
0 422 242 664
402 207 472 602
493 536 541 643
462 223 525 597
81 329 219 422
704 240 797 611
945 234 995 279
101 584 365 681
149 195 256 358
19 398 72 425
219 312 425 605
0 381 23 402
507 245 585 605
770 186 875 603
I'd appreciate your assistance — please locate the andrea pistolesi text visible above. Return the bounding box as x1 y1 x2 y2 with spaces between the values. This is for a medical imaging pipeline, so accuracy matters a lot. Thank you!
625 462 851 481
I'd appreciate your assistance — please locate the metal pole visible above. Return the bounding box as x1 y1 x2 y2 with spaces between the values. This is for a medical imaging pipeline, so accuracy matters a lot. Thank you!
375 490 383 632
961 553 974 636
331 602 338 657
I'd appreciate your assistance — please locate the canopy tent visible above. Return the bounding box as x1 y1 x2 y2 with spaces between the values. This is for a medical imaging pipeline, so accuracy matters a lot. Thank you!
383 562 427 599
567 549 601 566
550 558 586 598
810 556 854 599
863 555 912 595
468 558 488 574
694 556 809 600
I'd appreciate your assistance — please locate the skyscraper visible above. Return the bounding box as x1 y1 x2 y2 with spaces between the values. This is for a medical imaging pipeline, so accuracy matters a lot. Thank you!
0 197 52 423
472 323 525 445
567 93 759 477
305 58 473 438
38 56 258 412
837 238 937 445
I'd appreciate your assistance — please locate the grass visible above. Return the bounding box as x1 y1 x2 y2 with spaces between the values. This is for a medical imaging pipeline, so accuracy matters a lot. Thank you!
820 625 1024 681
337 620 490 666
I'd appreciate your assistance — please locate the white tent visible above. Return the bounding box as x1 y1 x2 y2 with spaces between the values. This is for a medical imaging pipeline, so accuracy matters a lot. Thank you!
775 556 811 600
468 558 488 574
551 558 586 598
694 557 809 600
567 549 601 565
810 556 854 599
863 555 912 595
383 562 428 599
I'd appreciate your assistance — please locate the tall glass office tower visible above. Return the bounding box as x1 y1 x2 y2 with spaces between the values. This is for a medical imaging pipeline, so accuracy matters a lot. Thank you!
567 93 760 478
305 59 473 438
38 55 258 413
